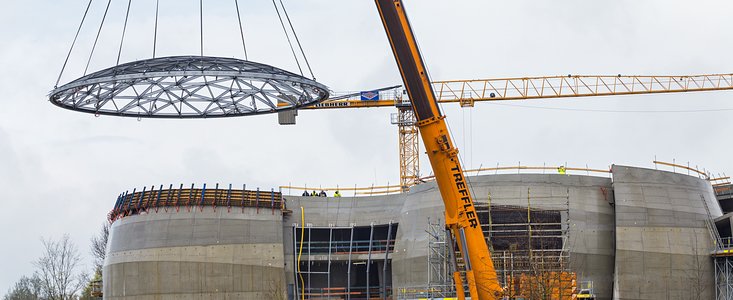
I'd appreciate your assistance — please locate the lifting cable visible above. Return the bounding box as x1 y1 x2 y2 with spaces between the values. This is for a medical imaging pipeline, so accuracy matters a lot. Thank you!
199 0 204 56
152 0 159 58
116 0 133 65
278 0 315 80
272 0 303 76
55 0 93 88
234 0 248 60
84 0 112 76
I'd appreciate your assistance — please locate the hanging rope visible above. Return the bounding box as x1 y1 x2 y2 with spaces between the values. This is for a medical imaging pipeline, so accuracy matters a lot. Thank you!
278 0 315 80
55 0 93 88
153 0 159 58
84 0 112 76
199 0 204 56
234 0 248 60
116 0 133 65
272 0 303 76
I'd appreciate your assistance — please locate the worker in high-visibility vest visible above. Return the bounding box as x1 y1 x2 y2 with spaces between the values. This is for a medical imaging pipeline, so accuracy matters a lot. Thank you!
558 165 567 175
334 190 342 197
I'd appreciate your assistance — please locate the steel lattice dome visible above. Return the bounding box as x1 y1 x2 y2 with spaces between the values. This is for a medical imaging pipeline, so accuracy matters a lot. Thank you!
49 56 330 118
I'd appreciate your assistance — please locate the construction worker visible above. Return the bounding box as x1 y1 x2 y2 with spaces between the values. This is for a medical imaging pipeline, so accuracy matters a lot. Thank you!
319 190 327 197
334 190 342 197
311 190 317 197
301 190 309 196
558 165 567 175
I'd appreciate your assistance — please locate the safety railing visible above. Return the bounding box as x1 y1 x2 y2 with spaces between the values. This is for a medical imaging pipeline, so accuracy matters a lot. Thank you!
297 239 396 255
282 165 612 197
395 285 456 299
713 237 733 257
653 160 712 179
716 184 733 196
299 286 391 299
284 161 730 198
721 237 733 249
419 164 611 181
108 184 282 222
280 184 403 196
653 160 732 188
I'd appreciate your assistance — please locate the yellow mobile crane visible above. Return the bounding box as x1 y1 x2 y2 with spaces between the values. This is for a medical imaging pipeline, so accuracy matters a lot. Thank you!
374 0 502 299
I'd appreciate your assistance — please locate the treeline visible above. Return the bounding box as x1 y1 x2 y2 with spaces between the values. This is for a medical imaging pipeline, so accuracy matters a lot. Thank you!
3 223 109 300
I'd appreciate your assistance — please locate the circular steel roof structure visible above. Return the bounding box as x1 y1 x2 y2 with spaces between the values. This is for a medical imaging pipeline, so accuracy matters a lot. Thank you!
49 56 330 118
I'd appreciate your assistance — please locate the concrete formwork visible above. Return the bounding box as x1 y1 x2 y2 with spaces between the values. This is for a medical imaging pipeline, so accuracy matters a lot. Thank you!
611 165 721 300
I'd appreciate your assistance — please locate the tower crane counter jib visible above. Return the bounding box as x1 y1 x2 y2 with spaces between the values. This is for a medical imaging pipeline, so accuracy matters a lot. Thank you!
374 0 502 299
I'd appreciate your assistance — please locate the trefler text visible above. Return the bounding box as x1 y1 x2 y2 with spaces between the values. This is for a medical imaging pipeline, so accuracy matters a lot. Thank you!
450 164 479 228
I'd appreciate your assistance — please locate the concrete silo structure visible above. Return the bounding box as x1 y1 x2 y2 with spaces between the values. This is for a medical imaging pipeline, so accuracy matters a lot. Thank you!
103 165 723 299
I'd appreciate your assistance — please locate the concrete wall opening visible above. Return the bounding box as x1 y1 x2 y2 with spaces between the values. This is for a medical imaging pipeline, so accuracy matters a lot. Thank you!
292 223 398 299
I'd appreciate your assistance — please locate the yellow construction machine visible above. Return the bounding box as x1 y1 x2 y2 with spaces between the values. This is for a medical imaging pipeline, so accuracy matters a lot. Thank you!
374 1 503 299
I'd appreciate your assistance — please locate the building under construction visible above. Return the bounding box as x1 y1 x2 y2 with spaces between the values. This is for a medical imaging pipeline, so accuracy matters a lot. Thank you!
103 164 726 299
41 1 733 298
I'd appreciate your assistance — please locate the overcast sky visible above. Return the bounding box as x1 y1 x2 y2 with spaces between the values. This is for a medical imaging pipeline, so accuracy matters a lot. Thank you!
1 0 732 293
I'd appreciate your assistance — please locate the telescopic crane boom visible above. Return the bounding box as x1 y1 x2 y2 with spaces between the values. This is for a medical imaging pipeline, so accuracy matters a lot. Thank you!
374 1 501 299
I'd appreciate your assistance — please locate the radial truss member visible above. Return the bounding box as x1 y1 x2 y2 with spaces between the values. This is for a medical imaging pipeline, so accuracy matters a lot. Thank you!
50 56 329 118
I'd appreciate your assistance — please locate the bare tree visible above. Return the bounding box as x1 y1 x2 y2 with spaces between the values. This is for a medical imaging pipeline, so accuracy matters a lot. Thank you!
33 235 86 300
3 275 42 300
90 222 110 276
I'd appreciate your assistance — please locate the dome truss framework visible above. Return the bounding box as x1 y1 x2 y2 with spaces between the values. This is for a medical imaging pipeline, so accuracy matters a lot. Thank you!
49 56 329 118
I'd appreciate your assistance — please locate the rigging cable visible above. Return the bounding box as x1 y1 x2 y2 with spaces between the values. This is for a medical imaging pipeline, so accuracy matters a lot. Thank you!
234 0 248 60
55 0 93 87
272 0 303 76
84 0 112 76
199 0 204 56
153 0 159 58
278 0 315 80
116 0 133 65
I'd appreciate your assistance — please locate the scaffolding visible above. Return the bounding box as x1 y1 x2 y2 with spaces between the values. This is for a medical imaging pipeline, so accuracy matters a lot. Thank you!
293 223 397 300
704 190 732 300
405 188 575 299
478 188 575 299
426 219 456 298
716 253 733 300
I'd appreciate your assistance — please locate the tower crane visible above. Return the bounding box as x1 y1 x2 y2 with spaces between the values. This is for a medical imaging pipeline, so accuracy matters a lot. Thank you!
290 71 733 192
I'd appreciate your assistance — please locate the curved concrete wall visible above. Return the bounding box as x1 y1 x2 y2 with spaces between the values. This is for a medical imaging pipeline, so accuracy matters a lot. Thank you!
104 207 284 299
104 166 723 300
611 165 721 300
389 174 616 299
